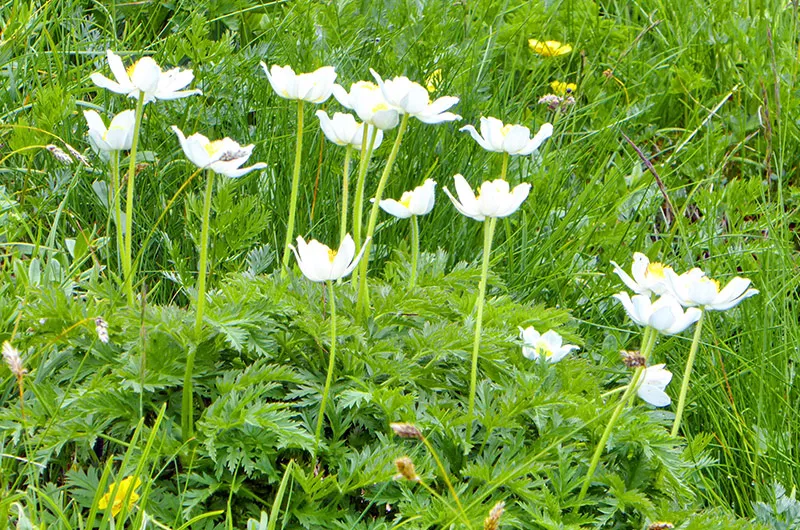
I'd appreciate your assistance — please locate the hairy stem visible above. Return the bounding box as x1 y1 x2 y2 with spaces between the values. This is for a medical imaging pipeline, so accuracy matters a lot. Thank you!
281 99 305 277
671 311 705 436
122 92 145 305
466 216 497 444
315 280 338 449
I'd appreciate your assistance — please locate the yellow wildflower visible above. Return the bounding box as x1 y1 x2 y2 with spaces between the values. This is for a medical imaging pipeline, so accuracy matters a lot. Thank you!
98 476 142 516
550 80 577 96
528 39 572 57
425 69 442 93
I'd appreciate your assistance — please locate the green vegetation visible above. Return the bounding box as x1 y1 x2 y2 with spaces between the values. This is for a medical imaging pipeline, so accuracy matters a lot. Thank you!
0 0 797 528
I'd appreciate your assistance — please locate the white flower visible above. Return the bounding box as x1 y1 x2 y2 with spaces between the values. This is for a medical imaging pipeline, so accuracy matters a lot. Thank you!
315 111 384 150
460 117 552 155
90 50 202 103
171 126 267 178
289 234 368 282
443 174 530 221
83 110 136 153
610 252 673 296
613 292 702 335
260 63 337 104
332 80 400 130
519 326 578 363
637 364 672 407
378 179 436 219
370 69 461 124
664 269 759 311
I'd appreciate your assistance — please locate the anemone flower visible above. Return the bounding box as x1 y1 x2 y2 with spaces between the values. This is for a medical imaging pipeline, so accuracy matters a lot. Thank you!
664 269 759 311
316 111 384 150
612 292 701 335
610 252 673 297
519 327 578 363
460 117 552 156
637 364 673 407
260 63 337 104
90 50 202 103
84 110 136 153
444 174 530 221
370 69 461 124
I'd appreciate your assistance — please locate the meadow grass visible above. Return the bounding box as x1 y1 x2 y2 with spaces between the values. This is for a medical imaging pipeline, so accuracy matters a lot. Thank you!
0 0 798 527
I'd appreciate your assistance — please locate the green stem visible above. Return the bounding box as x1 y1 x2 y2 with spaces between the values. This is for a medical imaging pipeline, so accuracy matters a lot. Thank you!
466 216 497 444
122 91 145 305
409 215 419 289
111 151 123 272
340 146 352 244
315 280 338 449
182 170 214 442
500 152 509 180
671 311 705 437
500 153 514 273
352 126 378 250
356 114 410 314
421 436 468 521
281 99 305 278
576 326 658 503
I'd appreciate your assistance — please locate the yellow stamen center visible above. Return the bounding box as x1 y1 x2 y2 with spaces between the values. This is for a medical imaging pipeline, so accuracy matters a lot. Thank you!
399 191 414 208
327 248 338 263
500 124 513 137
372 102 389 113
646 262 666 278
699 277 721 292
204 140 225 157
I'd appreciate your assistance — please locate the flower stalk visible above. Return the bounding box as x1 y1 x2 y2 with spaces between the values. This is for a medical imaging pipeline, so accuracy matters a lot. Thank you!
352 126 378 250
467 216 497 443
182 169 215 442
315 280 338 449
671 311 705 436
409 215 420 288
281 99 305 277
356 113 410 313
340 146 353 244
576 326 656 503
122 91 146 305
110 151 124 270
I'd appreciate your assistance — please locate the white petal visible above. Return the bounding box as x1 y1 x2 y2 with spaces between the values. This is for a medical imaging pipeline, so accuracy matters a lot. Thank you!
637 385 671 407
459 124 492 151
90 73 130 95
378 199 412 219
518 123 553 155
502 125 531 155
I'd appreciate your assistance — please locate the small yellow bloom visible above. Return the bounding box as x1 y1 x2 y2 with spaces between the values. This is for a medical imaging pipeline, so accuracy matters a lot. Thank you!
550 80 577 96
98 476 142 516
529 39 572 57
425 69 442 93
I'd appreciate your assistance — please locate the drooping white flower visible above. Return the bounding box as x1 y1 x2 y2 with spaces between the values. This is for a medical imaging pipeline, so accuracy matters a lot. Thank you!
636 364 672 407
289 234 368 282
332 80 400 130
460 117 553 155
613 292 702 335
443 174 530 221
665 269 759 311
370 69 461 124
315 111 384 150
84 110 136 153
610 252 673 296
519 326 578 363
378 179 436 219
90 50 202 103
260 63 337 104
171 126 267 178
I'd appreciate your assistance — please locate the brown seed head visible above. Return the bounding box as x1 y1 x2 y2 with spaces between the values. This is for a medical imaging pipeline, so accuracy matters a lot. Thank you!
621 350 646 368
46 145 73 164
647 523 674 530
394 457 419 482
603 68 614 79
483 501 505 530
390 422 423 440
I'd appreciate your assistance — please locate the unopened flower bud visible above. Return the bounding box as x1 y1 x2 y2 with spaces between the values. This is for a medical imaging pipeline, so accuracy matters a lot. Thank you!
483 501 505 530
46 144 73 164
647 523 674 530
390 422 423 440
95 317 109 344
394 457 419 482
621 350 646 368
2 341 26 379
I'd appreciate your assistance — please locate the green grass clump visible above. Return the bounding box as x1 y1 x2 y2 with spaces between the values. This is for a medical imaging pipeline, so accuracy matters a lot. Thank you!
0 0 797 528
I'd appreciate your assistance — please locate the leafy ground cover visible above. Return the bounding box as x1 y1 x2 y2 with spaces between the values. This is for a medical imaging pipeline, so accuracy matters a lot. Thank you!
1 0 798 528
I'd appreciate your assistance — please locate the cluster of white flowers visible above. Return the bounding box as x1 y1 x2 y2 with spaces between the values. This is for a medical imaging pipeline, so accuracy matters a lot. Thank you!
607 252 758 406
255 62 554 281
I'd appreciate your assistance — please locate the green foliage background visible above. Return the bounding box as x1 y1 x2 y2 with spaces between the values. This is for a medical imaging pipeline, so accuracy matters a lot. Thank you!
0 0 797 528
